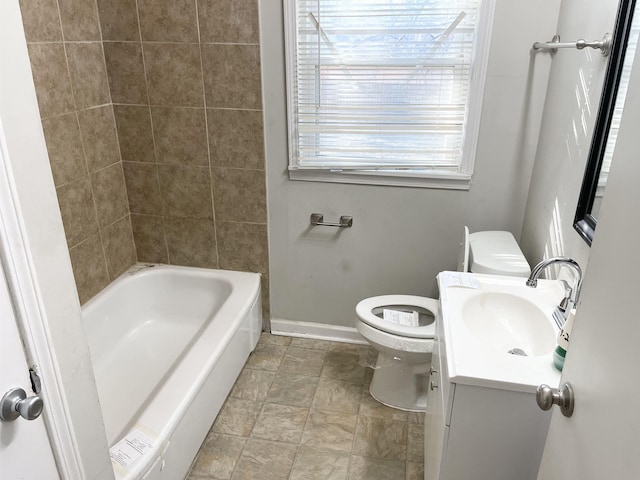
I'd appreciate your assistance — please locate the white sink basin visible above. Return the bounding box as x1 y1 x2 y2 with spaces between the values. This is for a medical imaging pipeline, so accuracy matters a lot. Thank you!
437 272 564 392
462 292 556 356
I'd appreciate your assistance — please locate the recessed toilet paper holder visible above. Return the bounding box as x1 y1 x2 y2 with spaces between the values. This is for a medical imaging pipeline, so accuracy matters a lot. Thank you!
310 213 353 228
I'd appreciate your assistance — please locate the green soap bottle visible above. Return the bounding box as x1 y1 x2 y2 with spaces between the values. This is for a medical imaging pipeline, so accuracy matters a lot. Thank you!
553 308 576 371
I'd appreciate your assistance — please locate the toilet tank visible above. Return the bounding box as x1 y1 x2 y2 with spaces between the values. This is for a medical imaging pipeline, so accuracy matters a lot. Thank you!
467 231 531 277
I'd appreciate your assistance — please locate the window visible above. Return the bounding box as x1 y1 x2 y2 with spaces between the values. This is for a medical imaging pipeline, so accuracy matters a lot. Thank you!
284 0 493 188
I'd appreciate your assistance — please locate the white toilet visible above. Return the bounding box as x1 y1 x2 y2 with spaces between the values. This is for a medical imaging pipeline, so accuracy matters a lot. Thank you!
355 228 531 411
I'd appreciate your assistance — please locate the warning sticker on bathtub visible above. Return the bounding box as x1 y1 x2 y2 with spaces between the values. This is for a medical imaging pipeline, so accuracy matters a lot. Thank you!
110 428 155 473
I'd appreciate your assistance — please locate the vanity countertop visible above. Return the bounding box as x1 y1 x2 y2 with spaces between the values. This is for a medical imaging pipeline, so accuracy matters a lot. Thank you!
437 271 563 393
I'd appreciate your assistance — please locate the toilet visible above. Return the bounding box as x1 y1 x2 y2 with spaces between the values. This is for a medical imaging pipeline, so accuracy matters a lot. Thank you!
355 228 531 411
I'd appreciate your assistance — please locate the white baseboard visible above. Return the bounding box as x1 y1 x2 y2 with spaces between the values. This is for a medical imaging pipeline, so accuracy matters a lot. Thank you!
270 318 367 345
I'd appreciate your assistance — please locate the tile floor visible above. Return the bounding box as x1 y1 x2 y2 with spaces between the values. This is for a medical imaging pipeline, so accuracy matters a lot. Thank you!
187 333 425 480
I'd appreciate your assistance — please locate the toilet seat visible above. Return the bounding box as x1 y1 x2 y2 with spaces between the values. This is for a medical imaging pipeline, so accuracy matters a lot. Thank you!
356 295 438 339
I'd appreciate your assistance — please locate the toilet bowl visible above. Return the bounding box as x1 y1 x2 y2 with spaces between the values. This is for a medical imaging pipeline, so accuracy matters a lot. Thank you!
356 295 438 411
356 228 531 412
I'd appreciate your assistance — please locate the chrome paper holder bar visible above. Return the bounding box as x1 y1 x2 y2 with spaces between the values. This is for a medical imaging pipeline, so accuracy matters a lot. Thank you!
310 213 353 228
533 34 612 57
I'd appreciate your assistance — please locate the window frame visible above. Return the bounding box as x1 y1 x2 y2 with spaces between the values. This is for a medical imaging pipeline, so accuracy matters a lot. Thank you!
283 0 496 189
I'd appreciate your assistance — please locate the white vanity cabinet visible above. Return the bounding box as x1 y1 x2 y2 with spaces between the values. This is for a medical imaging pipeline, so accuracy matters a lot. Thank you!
424 304 554 480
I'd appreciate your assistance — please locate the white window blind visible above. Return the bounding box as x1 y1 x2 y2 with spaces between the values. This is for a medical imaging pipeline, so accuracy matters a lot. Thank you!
286 0 484 173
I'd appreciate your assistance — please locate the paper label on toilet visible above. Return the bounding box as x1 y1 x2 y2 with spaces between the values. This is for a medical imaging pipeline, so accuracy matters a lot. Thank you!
110 428 155 475
383 309 419 327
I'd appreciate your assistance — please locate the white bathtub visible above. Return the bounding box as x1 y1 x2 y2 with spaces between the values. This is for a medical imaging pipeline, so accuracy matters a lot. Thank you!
82 265 262 480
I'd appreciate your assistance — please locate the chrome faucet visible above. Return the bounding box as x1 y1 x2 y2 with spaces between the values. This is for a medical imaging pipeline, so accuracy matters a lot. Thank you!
526 257 582 327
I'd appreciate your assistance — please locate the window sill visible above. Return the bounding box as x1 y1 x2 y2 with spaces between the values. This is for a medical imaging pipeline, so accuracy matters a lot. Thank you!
288 168 472 190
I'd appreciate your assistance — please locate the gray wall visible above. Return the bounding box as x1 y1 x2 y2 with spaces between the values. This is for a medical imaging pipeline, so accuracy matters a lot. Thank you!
261 0 561 327
521 0 620 273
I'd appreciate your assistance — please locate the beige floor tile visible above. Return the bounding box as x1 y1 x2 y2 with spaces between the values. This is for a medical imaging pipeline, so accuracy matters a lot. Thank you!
290 446 350 480
266 373 319 407
407 411 425 425
212 398 262 437
245 344 287 371
353 416 408 461
190 433 246 479
359 388 408 422
312 378 362 415
258 332 292 346
321 349 366 384
230 438 297 480
251 403 309 444
406 461 425 480
407 423 424 462
301 411 357 453
290 337 332 351
230 368 276 402
279 346 327 376
347 455 406 480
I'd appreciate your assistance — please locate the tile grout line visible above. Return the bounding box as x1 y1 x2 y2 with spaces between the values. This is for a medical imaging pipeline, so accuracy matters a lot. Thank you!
194 0 221 269
132 0 170 264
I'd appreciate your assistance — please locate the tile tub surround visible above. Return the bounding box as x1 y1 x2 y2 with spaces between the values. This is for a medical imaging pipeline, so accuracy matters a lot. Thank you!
99 0 270 316
20 0 137 304
20 0 269 314
187 334 425 480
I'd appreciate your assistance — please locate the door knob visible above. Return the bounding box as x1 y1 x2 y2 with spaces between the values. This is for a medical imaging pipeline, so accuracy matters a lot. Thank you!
0 387 44 421
536 383 574 417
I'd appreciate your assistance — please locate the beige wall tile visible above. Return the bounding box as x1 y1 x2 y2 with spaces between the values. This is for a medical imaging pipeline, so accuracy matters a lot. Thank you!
406 462 424 480
208 109 264 169
130 214 168 263
42 113 87 186
27 43 75 118
197 0 259 44
137 0 198 42
90 163 129 228
66 42 111 109
151 107 208 165
56 176 99 247
164 217 217 267
122 162 162 214
202 44 262 109
217 221 268 273
57 0 101 41
19 0 63 42
102 215 136 279
211 168 266 223
96 0 140 41
78 105 121 172
144 43 204 107
114 105 156 163
69 233 109 304
260 274 269 322
103 42 148 104
158 164 212 218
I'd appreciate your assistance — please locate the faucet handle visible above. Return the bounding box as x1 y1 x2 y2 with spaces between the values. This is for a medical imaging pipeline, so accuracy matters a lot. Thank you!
558 280 572 311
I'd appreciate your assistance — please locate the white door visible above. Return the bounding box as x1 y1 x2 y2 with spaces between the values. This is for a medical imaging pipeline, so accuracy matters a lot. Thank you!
537 33 640 479
0 261 59 479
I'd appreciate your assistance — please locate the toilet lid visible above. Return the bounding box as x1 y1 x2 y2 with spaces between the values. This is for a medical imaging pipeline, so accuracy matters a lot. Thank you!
356 295 438 339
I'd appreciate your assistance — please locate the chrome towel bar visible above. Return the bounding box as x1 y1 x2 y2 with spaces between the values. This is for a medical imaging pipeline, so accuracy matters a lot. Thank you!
533 34 612 57
310 213 353 228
